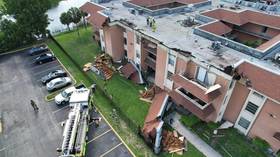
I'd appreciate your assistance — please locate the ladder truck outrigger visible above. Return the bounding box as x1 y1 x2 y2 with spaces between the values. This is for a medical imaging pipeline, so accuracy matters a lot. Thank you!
57 88 91 157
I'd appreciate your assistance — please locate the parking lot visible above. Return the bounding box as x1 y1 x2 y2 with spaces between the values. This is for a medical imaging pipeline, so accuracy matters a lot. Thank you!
0 47 133 157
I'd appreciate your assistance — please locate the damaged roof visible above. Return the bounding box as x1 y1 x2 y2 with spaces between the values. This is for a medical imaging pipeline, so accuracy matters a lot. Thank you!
82 0 280 73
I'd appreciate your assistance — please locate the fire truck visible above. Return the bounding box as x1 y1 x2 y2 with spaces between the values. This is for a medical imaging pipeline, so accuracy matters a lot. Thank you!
58 88 90 157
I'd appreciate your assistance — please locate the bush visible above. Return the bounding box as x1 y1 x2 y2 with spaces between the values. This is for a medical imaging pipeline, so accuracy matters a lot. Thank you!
180 114 201 127
252 137 270 152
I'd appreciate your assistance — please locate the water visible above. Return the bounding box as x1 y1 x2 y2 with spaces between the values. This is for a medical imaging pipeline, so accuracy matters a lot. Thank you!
47 0 90 34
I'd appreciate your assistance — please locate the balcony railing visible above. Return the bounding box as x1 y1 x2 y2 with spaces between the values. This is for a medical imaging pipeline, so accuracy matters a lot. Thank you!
143 46 157 56
144 56 156 70
172 74 221 104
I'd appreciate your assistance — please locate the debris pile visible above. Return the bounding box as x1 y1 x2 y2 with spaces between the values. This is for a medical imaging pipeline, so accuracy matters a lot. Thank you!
93 54 114 80
162 130 186 155
139 85 161 103
83 62 93 72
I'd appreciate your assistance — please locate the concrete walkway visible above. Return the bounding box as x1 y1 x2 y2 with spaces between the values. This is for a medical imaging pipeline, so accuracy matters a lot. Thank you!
167 113 222 157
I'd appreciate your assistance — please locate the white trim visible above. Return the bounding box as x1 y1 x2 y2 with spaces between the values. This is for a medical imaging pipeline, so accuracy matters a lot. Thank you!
233 59 280 75
157 95 169 118
89 2 107 9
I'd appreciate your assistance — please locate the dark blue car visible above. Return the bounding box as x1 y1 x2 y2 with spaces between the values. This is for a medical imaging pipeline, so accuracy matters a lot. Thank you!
34 53 56 65
28 46 49 56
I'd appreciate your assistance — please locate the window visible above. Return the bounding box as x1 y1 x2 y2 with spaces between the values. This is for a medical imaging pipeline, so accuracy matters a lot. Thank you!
136 35 140 44
245 101 259 114
229 80 234 89
238 117 251 129
196 67 209 86
252 92 264 99
168 54 176 66
124 50 127 57
261 26 268 33
195 67 217 86
167 71 173 80
124 38 127 45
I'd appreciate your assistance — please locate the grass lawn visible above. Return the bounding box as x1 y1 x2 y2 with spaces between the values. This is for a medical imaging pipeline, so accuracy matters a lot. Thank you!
0 0 60 7
47 28 205 157
189 121 268 157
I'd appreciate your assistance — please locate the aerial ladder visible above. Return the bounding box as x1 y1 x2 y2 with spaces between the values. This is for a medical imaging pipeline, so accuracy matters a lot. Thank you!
58 89 90 157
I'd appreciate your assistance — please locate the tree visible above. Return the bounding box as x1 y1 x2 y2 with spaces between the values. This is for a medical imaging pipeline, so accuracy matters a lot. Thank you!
68 7 82 35
0 0 51 51
81 11 88 29
60 12 72 31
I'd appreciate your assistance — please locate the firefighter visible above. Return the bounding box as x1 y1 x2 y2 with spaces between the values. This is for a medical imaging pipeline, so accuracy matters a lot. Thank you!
30 100 39 111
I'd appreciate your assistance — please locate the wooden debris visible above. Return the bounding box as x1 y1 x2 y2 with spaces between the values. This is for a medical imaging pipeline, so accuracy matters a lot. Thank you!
162 130 186 155
94 54 114 80
83 62 93 72
139 98 153 103
140 85 161 100
173 130 178 138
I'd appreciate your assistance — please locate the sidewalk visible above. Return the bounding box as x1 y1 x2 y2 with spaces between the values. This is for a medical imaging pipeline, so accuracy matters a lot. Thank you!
167 113 222 157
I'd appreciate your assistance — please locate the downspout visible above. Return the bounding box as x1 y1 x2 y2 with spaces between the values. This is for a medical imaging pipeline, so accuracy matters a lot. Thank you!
154 121 164 154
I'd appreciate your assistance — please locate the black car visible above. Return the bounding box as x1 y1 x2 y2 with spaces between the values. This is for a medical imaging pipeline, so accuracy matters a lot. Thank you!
34 53 56 64
28 46 49 56
41 70 67 84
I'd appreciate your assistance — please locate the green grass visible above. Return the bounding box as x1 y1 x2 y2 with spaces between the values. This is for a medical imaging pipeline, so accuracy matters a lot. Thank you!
191 122 268 157
180 114 200 128
47 28 205 157
53 28 149 127
0 0 60 7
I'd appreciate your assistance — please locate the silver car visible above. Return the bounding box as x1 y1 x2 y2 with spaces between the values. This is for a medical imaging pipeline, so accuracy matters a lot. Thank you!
46 77 72 92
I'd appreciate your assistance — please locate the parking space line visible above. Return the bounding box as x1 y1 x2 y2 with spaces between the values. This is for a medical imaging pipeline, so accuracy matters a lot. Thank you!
99 142 122 157
87 129 111 144
33 65 61 76
52 105 69 114
29 61 58 70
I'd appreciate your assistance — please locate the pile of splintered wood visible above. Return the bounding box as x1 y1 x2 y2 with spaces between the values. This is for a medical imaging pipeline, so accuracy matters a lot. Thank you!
94 54 114 80
162 130 186 155
139 86 161 103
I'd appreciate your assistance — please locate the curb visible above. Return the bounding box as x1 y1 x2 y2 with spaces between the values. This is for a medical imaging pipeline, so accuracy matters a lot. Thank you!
0 43 45 56
44 48 77 102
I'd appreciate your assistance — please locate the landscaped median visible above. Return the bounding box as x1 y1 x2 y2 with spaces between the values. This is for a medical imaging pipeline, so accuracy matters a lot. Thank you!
47 28 205 157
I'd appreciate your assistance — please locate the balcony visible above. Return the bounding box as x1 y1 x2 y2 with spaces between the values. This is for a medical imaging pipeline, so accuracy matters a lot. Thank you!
144 56 156 70
172 74 221 104
169 74 222 120
169 90 215 121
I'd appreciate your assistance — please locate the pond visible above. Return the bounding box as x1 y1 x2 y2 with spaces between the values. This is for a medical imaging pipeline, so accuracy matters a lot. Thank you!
47 0 90 34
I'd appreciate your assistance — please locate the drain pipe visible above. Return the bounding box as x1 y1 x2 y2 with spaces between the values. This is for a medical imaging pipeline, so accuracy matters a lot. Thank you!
154 121 164 154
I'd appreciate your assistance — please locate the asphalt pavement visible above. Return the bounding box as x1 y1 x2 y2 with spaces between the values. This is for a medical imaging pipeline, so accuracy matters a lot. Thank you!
0 47 133 157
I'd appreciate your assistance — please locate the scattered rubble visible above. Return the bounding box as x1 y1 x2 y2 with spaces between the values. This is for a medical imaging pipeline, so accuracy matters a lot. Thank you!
139 85 161 102
83 62 93 72
162 130 186 155
93 54 114 80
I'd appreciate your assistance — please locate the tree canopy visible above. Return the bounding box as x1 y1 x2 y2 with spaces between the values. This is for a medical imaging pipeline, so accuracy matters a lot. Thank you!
0 0 51 51
60 12 72 31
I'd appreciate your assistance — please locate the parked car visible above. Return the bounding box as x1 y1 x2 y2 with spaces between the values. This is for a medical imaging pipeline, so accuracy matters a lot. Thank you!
28 46 49 56
41 70 67 84
34 53 56 65
55 86 76 105
46 77 72 92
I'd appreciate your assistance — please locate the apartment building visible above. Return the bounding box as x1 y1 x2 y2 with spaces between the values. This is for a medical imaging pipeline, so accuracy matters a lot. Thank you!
81 0 280 153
